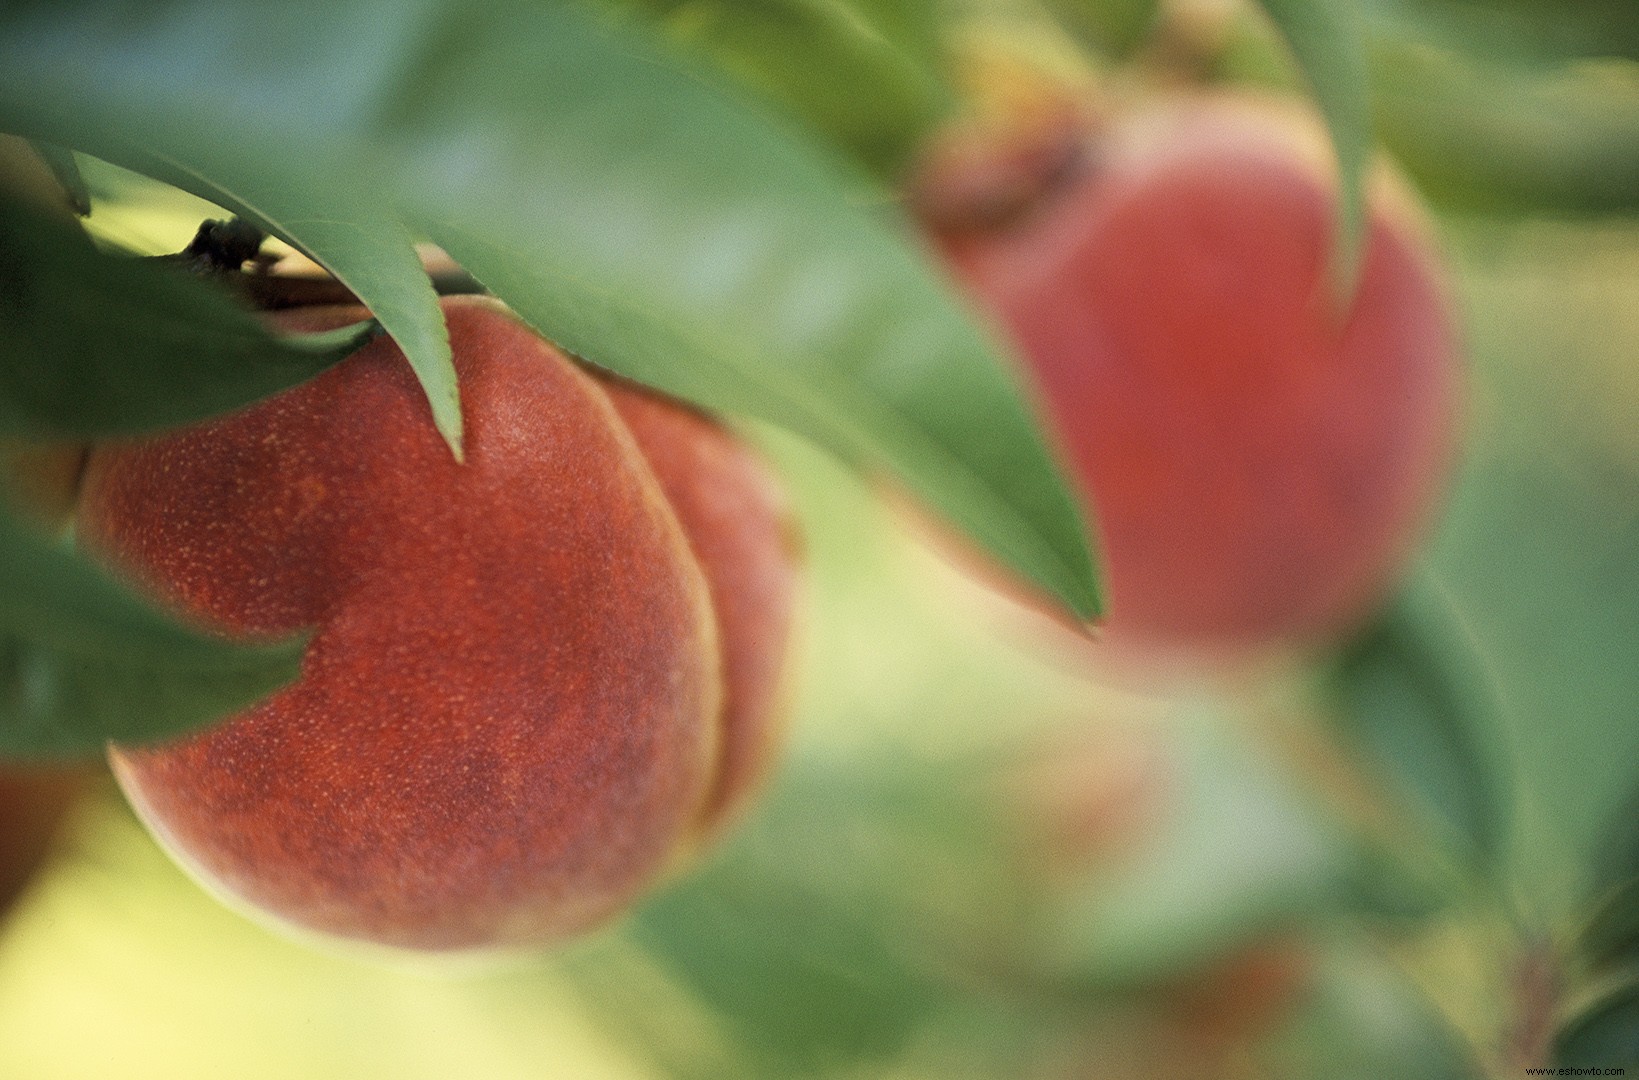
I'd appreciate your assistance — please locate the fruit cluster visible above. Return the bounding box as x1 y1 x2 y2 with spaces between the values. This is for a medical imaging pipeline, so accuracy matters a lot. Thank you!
75 297 799 953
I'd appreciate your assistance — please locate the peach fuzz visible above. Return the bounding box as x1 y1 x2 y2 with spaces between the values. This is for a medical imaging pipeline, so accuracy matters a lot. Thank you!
77 296 798 953
599 379 799 837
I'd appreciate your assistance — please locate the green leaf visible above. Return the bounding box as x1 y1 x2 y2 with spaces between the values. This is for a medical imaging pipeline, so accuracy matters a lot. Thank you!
1252 0 1371 290
393 5 1099 621
0 191 371 437
24 140 89 216
615 0 953 179
1584 879 1639 978
1580 785 1639 974
1044 0 1161 58
1370 37 1639 216
114 156 463 459
1556 977 1639 1069
608 751 1015 1073
1324 577 1510 878
0 510 307 758
0 0 1102 621
1424 218 1639 915
1040 707 1352 989
1360 0 1639 69
1261 940 1482 1079
1337 842 1455 925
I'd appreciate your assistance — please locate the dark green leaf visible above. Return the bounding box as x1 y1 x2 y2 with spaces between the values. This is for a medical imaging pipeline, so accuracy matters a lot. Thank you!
1337 843 1455 925
1584 880 1639 978
615 0 953 179
1361 0 1639 69
1253 0 1371 288
1556 977 1639 1069
25 140 89 216
0 191 370 437
1325 578 1509 878
1044 0 1161 58
114 156 462 459
0 0 1102 621
1371 37 1639 216
1580 783 1639 974
391 4 1099 620
270 221 460 455
0 510 307 758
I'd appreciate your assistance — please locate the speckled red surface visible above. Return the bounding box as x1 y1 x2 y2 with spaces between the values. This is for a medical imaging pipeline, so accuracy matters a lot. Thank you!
602 380 800 837
950 99 1460 649
79 297 724 952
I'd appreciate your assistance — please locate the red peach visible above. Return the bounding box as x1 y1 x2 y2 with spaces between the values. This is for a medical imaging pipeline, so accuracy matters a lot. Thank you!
77 296 797 953
599 379 799 836
938 96 1460 652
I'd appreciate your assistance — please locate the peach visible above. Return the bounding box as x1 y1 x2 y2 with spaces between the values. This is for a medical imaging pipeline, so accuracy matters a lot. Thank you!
935 96 1460 652
598 379 798 836
76 296 798 953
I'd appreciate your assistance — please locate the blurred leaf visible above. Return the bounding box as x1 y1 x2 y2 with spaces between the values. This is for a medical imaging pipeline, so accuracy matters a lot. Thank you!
0 0 1102 621
1361 0 1639 68
1043 0 1160 58
24 140 88 216
1337 843 1455 925
1259 940 1481 1079
0 510 307 758
0 191 370 437
1042 709 1353 989
606 751 1016 1073
1325 578 1509 878
618 0 952 179
1593 790 1639 895
1212 7 1312 90
1556 977 1639 1069
1584 880 1639 979
1371 38 1639 215
1427 218 1639 913
1252 0 1370 286
1580 785 1639 974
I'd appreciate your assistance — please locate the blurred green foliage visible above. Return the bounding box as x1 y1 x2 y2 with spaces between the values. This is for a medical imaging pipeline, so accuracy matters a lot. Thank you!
614 0 953 179
1324 579 1509 879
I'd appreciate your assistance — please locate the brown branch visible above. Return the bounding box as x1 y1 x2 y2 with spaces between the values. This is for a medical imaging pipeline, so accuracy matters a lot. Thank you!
1506 938 1561 1072
148 216 488 310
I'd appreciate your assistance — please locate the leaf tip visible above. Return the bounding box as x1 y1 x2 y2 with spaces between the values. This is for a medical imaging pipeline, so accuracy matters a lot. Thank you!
437 408 466 464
